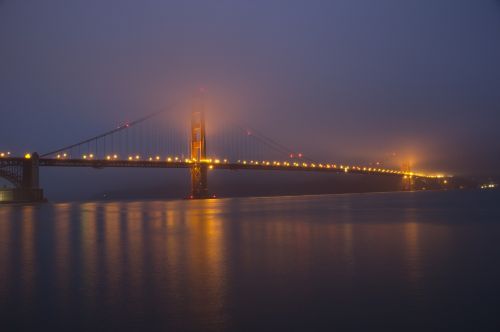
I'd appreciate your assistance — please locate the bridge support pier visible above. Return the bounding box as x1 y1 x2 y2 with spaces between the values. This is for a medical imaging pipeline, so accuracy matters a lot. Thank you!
401 162 415 191
190 164 209 199
22 153 40 189
19 152 44 202
402 175 415 191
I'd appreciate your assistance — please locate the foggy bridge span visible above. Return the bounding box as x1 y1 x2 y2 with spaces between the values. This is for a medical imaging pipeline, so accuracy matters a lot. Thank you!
0 99 447 202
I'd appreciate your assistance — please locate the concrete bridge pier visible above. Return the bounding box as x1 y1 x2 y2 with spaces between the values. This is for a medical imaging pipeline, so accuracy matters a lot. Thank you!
21 152 44 201
190 163 209 199
401 175 415 191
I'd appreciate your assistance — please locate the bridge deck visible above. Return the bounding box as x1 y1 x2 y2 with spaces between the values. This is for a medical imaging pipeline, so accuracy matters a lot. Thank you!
12 158 434 179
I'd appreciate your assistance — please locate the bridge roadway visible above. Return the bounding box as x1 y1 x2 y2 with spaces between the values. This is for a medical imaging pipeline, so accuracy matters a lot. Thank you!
21 157 432 179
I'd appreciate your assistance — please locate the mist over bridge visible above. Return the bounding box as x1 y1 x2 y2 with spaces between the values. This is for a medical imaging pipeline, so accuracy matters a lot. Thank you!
0 98 449 202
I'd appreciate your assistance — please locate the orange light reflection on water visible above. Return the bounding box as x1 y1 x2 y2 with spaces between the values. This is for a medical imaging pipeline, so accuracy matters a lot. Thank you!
0 195 461 331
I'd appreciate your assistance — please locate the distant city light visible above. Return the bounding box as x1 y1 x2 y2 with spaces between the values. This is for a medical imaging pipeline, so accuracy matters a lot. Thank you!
480 183 498 189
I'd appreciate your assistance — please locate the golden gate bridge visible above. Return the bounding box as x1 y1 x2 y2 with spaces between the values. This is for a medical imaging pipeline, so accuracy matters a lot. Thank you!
0 98 448 202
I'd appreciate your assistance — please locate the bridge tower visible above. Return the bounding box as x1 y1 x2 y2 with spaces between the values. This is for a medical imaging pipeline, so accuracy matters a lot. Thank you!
190 99 209 199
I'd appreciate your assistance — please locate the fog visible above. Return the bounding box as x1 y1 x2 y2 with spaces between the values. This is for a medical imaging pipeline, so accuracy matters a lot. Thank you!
1 0 499 199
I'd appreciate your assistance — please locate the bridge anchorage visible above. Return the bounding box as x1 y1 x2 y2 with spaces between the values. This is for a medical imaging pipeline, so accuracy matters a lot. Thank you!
0 153 45 203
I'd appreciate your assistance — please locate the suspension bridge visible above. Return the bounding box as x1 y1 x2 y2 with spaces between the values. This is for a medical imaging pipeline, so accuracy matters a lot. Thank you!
0 98 448 202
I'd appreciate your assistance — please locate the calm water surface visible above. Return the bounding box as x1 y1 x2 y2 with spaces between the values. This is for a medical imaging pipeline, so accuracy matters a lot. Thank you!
1 190 499 331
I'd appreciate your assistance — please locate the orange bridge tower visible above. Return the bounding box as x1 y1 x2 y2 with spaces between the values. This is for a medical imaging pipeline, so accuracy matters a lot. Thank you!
190 100 209 199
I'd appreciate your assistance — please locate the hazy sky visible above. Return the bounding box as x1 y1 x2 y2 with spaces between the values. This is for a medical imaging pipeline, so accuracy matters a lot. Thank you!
1 0 500 195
